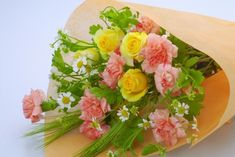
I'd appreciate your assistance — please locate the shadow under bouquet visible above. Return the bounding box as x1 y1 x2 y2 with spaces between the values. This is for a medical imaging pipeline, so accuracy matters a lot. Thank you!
22 4 226 157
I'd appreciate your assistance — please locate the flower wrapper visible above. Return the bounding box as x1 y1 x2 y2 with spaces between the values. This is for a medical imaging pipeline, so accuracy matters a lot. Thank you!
45 0 235 156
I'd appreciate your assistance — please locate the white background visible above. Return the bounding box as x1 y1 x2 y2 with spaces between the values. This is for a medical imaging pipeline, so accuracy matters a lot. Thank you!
0 0 235 157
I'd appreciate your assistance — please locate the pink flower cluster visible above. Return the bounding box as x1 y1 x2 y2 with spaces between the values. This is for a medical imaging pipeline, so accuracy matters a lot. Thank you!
149 109 188 146
101 53 125 89
141 33 180 95
79 121 110 140
78 89 110 139
133 16 160 34
141 33 178 74
22 89 45 123
155 64 180 95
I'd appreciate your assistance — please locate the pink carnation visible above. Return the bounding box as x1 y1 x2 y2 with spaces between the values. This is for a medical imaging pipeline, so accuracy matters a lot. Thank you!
133 16 160 34
141 33 178 73
80 121 110 140
78 89 111 121
101 53 125 89
149 109 187 146
154 64 180 95
22 89 45 123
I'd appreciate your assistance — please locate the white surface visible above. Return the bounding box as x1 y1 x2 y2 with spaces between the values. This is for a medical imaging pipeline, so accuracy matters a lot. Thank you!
0 0 234 157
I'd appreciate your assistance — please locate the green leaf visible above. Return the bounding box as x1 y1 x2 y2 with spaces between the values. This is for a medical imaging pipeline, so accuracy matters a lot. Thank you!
181 93 204 120
189 69 204 87
142 144 166 157
100 7 138 33
89 24 103 35
177 71 191 88
142 144 157 156
52 49 73 74
52 30 96 53
41 99 58 112
185 57 199 67
136 131 144 143
90 86 122 105
112 125 143 151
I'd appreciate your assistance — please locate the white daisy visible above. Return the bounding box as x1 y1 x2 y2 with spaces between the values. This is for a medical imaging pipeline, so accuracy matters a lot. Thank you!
192 116 200 132
117 105 130 122
91 118 102 131
138 119 151 130
72 56 88 75
57 92 75 109
174 102 189 117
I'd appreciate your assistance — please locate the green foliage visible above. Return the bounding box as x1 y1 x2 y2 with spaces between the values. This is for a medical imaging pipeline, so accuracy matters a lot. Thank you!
89 24 103 35
189 69 204 87
142 144 166 157
185 56 199 68
90 85 123 105
112 118 143 151
177 67 205 89
76 121 125 157
136 132 144 143
170 34 219 77
170 35 190 65
57 79 84 97
51 30 96 53
52 49 73 74
41 99 58 112
100 6 139 33
174 66 205 120
181 94 204 120
25 111 82 147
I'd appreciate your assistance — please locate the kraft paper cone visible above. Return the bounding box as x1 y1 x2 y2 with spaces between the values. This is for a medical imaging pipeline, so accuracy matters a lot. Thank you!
46 0 235 156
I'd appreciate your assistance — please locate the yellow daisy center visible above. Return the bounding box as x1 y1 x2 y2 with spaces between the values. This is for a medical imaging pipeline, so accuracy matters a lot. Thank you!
121 110 129 117
77 61 84 68
62 96 70 104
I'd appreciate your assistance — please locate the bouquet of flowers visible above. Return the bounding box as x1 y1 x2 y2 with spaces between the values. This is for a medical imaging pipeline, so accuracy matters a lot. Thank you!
22 1 234 157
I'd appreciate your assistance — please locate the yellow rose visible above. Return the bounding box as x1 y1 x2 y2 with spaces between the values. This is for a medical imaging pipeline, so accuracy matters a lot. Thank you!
119 69 148 102
94 28 124 58
74 48 99 64
120 32 147 66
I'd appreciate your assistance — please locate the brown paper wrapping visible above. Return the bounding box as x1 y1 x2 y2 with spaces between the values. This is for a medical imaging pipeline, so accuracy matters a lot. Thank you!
46 0 235 156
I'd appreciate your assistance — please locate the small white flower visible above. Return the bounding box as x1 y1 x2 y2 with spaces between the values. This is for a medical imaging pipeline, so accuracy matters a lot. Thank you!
117 105 130 122
72 56 88 75
174 102 189 117
57 92 75 109
192 116 200 132
187 134 198 144
138 119 151 130
91 117 102 131
107 150 115 157
162 31 170 38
